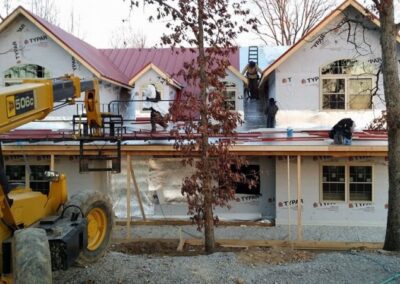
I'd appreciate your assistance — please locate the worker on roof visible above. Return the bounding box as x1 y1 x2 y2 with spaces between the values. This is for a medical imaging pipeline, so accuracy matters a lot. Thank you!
265 98 279 128
242 60 262 100
143 84 168 132
329 118 355 145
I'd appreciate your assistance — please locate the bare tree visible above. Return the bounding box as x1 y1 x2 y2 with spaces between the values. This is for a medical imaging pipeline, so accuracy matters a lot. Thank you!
65 5 85 40
108 24 147 48
0 0 13 21
252 0 336 45
369 0 400 251
128 0 256 253
26 0 59 25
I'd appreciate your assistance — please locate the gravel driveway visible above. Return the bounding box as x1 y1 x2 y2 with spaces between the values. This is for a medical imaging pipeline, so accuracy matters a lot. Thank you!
52 224 400 284
51 224 400 284
53 249 400 284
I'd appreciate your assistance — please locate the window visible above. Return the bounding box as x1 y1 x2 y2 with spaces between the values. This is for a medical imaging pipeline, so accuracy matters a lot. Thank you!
233 165 260 195
223 83 236 111
4 64 51 86
322 166 345 201
5 164 50 193
320 60 375 110
349 166 372 201
321 165 373 202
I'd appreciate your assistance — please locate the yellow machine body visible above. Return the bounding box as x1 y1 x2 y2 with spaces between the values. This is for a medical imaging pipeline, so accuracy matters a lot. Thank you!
0 76 103 283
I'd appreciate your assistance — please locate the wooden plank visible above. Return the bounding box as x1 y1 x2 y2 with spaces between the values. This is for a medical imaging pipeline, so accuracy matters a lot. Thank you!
129 156 146 220
177 239 185 252
184 239 383 251
126 155 132 240
115 219 274 227
297 155 303 240
50 154 55 171
111 238 383 251
287 156 291 242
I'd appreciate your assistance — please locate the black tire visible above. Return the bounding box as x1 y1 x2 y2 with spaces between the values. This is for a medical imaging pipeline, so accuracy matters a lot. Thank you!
64 191 114 265
13 228 52 284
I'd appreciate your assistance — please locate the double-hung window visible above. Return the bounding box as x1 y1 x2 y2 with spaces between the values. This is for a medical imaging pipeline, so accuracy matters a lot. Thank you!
321 165 373 202
321 60 375 110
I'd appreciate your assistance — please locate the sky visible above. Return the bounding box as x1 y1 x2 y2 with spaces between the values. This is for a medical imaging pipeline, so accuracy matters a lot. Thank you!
1 0 399 49
1 0 266 48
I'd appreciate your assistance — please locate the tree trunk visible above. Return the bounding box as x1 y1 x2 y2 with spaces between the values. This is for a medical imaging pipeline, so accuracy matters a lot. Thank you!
197 0 215 253
378 0 400 251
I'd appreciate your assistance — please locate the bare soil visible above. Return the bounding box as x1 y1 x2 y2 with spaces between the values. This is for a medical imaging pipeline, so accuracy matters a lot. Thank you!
111 239 314 265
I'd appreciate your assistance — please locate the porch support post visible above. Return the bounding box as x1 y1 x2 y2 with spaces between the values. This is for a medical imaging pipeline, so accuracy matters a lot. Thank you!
50 154 55 171
287 155 291 241
297 155 303 240
126 154 132 239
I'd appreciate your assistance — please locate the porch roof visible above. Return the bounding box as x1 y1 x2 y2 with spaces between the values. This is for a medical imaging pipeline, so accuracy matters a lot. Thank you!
0 129 388 157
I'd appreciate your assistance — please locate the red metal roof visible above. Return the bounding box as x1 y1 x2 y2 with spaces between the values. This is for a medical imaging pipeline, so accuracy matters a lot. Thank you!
0 129 388 143
19 7 130 87
100 48 240 86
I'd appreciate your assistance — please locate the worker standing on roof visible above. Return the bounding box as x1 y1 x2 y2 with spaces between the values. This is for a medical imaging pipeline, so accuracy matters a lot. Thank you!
242 60 262 100
143 84 168 132
265 98 279 128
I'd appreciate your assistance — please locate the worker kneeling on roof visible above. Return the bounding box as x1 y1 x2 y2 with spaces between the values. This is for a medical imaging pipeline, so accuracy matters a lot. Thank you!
329 118 355 145
143 84 168 132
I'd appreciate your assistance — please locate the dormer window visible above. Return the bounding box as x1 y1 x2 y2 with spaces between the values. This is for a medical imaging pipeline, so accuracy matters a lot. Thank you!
320 60 375 110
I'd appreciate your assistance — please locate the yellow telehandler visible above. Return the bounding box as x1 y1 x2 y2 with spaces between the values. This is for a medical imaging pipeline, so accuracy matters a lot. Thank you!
0 76 116 283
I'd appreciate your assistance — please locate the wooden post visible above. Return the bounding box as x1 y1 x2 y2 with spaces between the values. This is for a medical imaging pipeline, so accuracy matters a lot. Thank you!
50 154 55 171
126 155 132 239
297 155 303 240
129 156 146 220
287 156 291 242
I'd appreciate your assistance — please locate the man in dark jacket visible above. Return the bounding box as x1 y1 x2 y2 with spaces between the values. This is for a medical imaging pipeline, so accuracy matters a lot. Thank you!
329 118 355 145
265 98 279 128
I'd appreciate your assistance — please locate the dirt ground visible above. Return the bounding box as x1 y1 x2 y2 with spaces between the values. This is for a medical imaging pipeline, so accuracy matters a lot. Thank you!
111 239 315 265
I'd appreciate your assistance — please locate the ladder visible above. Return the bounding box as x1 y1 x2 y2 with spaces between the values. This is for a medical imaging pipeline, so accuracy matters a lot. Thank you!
248 46 259 65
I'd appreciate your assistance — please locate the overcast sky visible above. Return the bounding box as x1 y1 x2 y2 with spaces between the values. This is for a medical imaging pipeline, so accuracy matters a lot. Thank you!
2 0 399 48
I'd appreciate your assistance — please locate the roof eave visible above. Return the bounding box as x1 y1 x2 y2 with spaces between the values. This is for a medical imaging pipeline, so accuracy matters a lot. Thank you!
128 63 184 89
227 65 249 85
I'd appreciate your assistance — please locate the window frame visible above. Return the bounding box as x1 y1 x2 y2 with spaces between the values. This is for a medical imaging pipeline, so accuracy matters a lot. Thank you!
320 163 374 203
319 60 375 111
223 82 237 111
3 64 51 87
5 160 51 193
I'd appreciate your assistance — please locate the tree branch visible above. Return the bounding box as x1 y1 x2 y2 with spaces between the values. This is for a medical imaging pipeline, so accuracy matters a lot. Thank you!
148 0 186 22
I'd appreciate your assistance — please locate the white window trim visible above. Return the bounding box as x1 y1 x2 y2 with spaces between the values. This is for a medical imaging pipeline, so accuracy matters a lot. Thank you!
319 59 376 111
319 163 374 203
